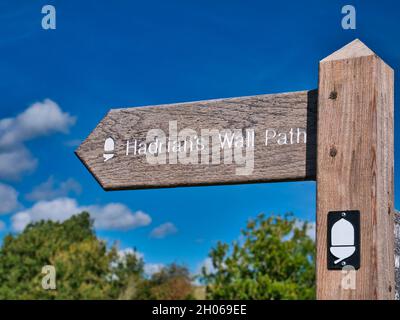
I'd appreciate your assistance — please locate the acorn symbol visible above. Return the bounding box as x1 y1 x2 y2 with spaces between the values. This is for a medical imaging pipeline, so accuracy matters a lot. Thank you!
329 217 356 264
103 137 115 162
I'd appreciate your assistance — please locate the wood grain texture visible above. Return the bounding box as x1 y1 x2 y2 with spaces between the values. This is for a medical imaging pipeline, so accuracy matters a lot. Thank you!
76 90 317 190
316 39 395 299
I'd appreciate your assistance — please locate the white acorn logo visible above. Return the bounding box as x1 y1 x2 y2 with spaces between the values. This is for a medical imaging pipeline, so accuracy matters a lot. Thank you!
103 137 115 162
330 217 356 264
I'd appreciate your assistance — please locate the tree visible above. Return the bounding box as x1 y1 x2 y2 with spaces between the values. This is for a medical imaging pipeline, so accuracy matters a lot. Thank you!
135 263 194 300
201 213 315 300
0 212 143 299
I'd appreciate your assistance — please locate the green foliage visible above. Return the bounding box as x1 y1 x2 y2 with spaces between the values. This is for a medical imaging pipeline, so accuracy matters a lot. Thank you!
112 248 144 299
0 211 315 300
202 213 315 300
0 212 143 299
135 263 194 300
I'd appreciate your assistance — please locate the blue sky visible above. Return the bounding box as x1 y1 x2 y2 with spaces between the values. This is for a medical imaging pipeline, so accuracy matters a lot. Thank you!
0 0 399 274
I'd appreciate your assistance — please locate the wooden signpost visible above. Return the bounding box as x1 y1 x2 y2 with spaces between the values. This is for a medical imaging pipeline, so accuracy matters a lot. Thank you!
76 91 317 190
76 39 395 300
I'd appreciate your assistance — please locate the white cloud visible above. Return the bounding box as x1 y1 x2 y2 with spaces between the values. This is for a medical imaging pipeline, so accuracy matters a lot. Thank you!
144 263 164 276
193 257 217 286
0 146 37 180
0 182 19 214
197 257 216 275
26 176 81 201
89 205 151 231
11 212 31 233
11 197 80 232
118 248 144 261
0 99 75 180
306 221 316 240
0 220 5 232
150 222 178 239
11 197 152 232
0 99 75 148
64 139 82 147
294 220 315 241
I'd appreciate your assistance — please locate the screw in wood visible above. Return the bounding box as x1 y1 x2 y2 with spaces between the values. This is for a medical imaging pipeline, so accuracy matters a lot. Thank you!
329 91 338 100
329 146 337 158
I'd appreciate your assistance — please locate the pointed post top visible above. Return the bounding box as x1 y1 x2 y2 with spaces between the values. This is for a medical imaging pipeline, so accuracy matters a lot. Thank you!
321 39 376 63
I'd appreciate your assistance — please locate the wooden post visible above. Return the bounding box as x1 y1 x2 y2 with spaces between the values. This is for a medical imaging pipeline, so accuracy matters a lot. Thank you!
316 39 395 299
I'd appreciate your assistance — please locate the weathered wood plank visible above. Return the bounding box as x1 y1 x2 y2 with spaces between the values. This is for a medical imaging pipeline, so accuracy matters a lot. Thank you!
76 90 317 190
316 39 395 299
395 212 400 300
